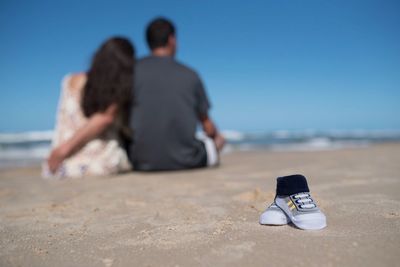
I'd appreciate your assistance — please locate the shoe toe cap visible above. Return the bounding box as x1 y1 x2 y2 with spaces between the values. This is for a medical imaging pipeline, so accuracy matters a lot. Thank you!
260 210 289 225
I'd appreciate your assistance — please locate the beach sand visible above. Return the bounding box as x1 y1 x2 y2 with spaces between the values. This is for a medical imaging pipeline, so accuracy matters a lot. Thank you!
1 143 400 267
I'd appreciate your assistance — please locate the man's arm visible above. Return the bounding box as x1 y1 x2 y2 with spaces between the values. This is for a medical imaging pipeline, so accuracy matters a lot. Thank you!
47 104 117 173
193 75 225 151
199 114 225 151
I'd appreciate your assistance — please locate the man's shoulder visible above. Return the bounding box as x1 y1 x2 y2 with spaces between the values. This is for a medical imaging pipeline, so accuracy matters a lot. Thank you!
173 60 200 80
136 56 153 66
137 56 200 80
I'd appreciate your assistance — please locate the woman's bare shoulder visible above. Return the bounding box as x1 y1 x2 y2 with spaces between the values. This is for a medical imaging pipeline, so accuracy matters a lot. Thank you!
67 73 87 92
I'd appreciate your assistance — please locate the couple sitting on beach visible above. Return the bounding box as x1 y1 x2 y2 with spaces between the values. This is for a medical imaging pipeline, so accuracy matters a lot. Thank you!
43 18 225 178
42 17 328 231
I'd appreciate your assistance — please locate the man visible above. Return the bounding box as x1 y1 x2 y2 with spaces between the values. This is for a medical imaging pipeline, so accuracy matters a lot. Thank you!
130 17 224 171
47 17 224 172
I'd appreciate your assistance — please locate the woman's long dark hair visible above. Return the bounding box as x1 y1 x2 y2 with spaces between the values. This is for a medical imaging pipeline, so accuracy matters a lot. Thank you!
82 37 135 140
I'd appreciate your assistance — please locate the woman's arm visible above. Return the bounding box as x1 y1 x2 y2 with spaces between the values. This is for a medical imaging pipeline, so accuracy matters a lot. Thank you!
47 104 118 173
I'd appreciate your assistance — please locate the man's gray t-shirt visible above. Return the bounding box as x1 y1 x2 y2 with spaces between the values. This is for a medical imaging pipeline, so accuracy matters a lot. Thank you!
129 56 211 171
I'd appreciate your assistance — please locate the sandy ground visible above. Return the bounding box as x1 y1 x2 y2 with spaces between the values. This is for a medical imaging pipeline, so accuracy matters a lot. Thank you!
1 143 400 267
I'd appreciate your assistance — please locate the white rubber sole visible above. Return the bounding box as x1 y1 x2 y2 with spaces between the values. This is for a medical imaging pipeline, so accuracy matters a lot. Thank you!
275 198 327 230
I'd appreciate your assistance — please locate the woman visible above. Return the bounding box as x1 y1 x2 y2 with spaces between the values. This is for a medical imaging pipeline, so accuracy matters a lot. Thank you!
43 37 135 178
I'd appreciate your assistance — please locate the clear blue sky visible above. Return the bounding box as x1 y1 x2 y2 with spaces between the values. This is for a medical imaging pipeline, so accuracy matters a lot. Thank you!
1 0 399 132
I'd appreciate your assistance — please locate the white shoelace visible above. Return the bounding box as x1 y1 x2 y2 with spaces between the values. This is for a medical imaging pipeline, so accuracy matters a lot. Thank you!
293 192 316 209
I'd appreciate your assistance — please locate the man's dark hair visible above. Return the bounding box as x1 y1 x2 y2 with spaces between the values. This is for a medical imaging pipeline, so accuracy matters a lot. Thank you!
146 17 175 50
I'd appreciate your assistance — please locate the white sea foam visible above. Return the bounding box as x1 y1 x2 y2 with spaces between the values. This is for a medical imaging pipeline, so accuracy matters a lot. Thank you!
0 145 50 160
221 130 245 142
272 130 291 139
1 129 399 168
0 130 53 168
0 130 53 143
270 138 370 152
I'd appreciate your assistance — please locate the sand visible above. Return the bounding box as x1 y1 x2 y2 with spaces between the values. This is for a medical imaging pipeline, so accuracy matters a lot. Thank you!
1 143 400 267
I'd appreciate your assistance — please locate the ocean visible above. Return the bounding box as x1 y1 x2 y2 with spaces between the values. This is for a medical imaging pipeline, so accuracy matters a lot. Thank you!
1 129 400 169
